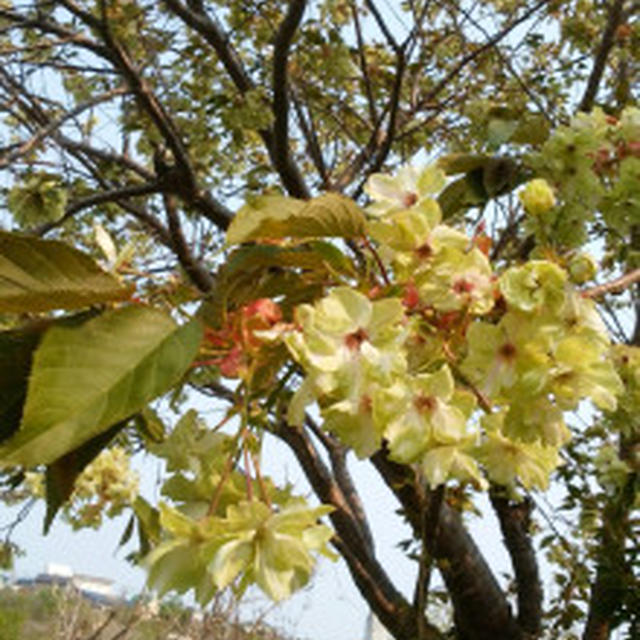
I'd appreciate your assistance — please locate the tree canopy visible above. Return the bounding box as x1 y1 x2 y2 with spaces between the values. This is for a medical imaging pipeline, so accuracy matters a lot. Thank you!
0 1 638 639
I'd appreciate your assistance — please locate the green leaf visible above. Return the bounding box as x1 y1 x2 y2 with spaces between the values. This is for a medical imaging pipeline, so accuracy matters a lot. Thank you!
8 173 67 226
0 312 97 443
487 118 519 147
0 231 132 313
226 193 366 244
0 323 43 443
437 157 525 217
0 306 203 467
510 113 551 145
118 514 136 549
437 175 486 218
200 242 347 327
438 153 492 175
43 420 126 534
132 496 161 557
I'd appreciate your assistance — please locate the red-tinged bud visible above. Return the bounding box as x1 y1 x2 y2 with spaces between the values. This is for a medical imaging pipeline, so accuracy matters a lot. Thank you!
436 311 460 331
368 285 382 299
473 234 492 256
219 346 245 378
243 298 282 325
403 281 420 309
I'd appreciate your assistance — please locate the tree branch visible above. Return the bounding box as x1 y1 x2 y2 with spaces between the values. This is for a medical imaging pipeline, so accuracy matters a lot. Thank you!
415 0 550 111
53 135 155 181
304 417 375 553
163 192 215 293
271 419 441 640
163 0 310 198
34 181 165 235
372 449 523 640
582 268 640 299
290 90 329 188
363 0 401 53
579 0 626 112
0 86 129 169
351 1 378 125
271 0 310 199
583 473 637 640
163 0 254 93
0 8 113 60
490 489 543 635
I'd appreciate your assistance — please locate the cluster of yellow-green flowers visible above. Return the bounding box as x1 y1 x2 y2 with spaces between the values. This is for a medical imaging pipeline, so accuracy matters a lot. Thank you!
145 410 335 604
148 153 633 607
67 447 140 529
26 447 139 529
281 166 623 491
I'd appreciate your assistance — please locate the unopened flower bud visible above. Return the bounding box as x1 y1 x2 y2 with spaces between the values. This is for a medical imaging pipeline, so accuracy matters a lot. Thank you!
519 179 556 216
568 252 597 284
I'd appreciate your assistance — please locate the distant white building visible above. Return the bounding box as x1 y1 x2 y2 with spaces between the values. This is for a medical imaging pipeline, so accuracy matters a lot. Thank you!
29 563 120 605
364 612 393 640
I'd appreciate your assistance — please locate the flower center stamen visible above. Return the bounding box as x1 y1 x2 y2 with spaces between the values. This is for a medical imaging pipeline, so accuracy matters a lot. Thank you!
344 327 369 351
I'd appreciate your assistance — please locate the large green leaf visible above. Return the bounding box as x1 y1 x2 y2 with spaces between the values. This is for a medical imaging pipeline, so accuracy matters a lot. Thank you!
226 193 366 244
0 231 131 313
0 313 98 443
0 306 203 467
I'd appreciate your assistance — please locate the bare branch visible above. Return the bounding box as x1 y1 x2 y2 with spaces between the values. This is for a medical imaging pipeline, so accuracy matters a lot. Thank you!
364 0 401 53
0 86 129 169
582 268 640 299
101 33 194 187
290 90 329 187
270 418 441 639
362 49 406 178
53 135 155 182
163 0 254 93
163 192 215 293
450 0 556 125
164 0 310 198
583 473 637 640
0 8 113 60
415 0 550 111
579 0 627 112
351 1 378 125
304 417 375 553
271 0 310 199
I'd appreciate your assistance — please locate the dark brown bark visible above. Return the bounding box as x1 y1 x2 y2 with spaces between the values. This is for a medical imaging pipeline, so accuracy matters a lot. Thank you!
271 420 443 640
579 0 627 112
163 0 310 199
372 450 524 640
490 490 543 635
584 224 640 640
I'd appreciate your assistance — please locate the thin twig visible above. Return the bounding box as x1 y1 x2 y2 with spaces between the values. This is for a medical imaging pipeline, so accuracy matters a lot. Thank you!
582 268 640 299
